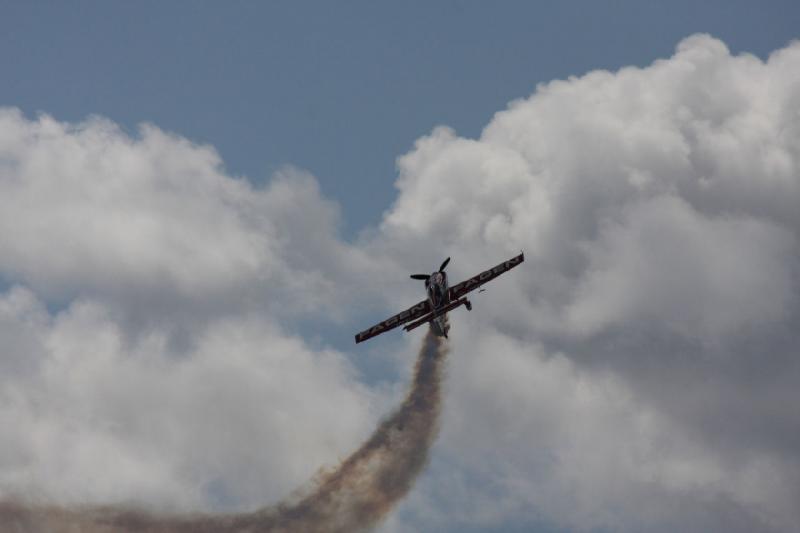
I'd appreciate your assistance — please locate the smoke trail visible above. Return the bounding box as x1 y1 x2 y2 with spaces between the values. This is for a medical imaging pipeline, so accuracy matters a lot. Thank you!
0 330 449 533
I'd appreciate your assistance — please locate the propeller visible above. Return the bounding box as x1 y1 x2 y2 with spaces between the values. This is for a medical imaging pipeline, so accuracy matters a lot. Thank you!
410 257 451 281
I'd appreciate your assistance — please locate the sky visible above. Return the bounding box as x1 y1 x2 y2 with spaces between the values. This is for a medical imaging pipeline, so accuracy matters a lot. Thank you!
2 1 798 234
1 2 800 533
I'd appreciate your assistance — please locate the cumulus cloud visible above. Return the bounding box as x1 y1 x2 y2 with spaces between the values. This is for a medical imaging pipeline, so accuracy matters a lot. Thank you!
396 327 791 533
0 109 377 328
371 34 800 532
1 32 799 533
0 111 382 516
0 287 376 512
566 195 795 338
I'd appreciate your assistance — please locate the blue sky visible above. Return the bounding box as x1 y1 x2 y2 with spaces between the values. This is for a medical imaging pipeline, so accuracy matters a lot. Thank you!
1 3 799 532
2 1 797 235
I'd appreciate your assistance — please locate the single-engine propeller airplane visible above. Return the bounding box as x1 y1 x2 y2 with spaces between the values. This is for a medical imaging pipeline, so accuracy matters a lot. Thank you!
355 252 524 343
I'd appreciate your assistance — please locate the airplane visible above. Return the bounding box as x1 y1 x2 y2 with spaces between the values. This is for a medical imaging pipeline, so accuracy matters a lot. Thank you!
354 252 524 343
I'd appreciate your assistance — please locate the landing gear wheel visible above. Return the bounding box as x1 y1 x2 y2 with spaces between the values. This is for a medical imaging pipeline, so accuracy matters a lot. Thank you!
465 299 472 311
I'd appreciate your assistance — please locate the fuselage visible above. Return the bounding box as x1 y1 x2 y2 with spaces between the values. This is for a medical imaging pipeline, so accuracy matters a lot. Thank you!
425 271 450 336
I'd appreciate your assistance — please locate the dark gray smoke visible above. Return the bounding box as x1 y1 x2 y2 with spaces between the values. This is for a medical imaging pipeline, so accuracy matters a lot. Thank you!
0 330 449 532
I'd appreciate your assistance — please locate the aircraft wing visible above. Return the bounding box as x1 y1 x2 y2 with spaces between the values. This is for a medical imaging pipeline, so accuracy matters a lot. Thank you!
448 252 524 300
355 299 432 344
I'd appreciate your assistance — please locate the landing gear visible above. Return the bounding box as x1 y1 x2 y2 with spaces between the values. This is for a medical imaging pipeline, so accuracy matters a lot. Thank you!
465 299 472 311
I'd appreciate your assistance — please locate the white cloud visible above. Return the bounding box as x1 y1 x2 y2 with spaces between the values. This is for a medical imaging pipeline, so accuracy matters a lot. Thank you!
566 195 795 338
0 109 373 326
396 326 791 532
374 34 800 345
370 34 800 532
0 111 384 514
0 287 377 512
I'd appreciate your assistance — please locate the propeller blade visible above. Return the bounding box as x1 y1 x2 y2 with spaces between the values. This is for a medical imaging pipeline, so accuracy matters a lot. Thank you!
439 257 450 272
410 274 429 280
